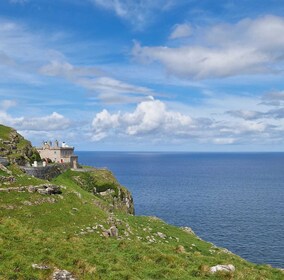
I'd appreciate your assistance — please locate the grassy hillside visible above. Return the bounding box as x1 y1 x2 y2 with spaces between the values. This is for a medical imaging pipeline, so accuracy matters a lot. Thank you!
0 124 283 279
0 124 40 165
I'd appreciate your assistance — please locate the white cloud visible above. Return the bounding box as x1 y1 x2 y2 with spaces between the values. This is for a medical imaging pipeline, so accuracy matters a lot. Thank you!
169 23 192 39
0 18 66 85
91 97 280 144
133 15 284 79
0 111 71 131
92 98 194 140
0 100 17 111
89 0 176 29
134 43 268 79
212 138 237 145
261 90 284 106
39 60 103 79
40 60 156 104
0 17 158 105
228 108 284 120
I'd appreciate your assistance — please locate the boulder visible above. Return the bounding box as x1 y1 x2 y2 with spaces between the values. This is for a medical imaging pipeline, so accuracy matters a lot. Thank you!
102 226 119 238
109 225 119 237
210 264 235 273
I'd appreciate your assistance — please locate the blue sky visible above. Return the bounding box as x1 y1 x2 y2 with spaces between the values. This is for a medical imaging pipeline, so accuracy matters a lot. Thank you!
1 0 284 151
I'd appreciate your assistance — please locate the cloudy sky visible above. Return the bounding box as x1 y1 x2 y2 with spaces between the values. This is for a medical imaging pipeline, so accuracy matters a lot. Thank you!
1 0 284 151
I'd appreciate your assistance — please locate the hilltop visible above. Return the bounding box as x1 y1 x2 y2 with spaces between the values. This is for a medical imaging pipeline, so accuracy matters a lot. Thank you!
0 124 40 165
0 124 283 279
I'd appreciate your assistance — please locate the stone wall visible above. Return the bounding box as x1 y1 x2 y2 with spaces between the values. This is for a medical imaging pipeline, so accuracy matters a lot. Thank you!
21 163 70 180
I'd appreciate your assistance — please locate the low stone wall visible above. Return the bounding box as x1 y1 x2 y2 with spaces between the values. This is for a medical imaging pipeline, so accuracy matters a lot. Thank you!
0 184 61 194
21 163 70 180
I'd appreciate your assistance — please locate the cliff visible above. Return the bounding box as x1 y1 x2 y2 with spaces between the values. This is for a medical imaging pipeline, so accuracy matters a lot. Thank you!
0 124 282 279
53 168 134 215
0 124 40 165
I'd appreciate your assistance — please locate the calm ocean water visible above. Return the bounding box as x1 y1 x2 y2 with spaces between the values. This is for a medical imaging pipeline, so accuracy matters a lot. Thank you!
77 152 284 268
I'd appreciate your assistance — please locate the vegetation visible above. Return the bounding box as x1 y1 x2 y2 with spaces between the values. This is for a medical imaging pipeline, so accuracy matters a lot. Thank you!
0 124 283 279
0 124 40 165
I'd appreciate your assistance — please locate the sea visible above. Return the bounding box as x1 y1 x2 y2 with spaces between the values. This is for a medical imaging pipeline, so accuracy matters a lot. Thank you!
77 151 284 268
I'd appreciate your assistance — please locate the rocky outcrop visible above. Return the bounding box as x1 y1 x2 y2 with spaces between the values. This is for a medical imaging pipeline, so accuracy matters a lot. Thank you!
70 168 135 215
115 186 135 215
0 124 40 165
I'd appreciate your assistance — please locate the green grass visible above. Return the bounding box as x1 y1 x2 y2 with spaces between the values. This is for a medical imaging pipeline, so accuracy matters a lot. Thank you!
0 164 48 188
0 124 13 140
52 168 134 214
0 167 283 279
59 168 119 194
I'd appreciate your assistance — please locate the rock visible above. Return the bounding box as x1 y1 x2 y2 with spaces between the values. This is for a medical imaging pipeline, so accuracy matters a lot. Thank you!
0 158 9 167
38 189 48 195
32 263 50 270
102 230 110 238
28 186 37 193
220 248 233 254
181 226 195 235
210 264 235 273
109 225 119 237
157 232 166 239
23 201 33 206
52 269 77 280
102 226 119 238
37 184 61 195
99 189 115 196
46 186 56 194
